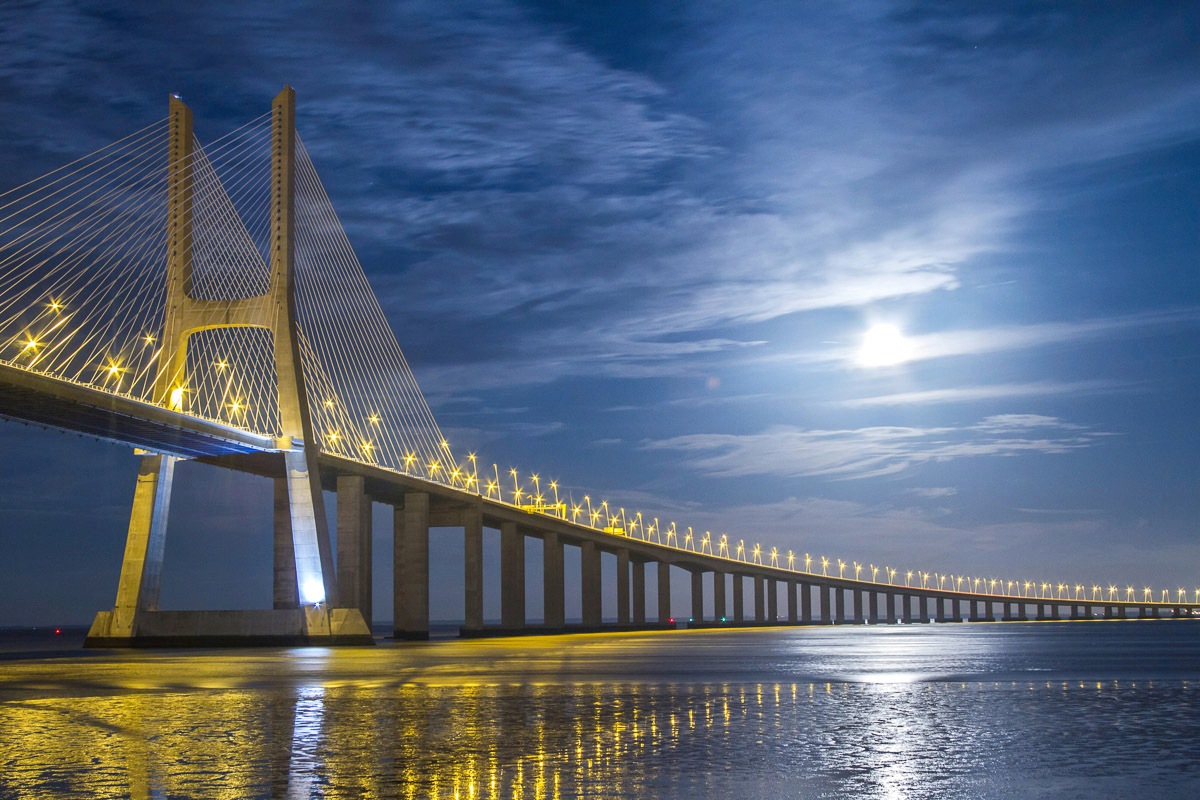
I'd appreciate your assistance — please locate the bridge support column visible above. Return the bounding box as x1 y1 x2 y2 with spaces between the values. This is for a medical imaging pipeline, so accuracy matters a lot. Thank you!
274 477 299 608
868 591 879 624
819 585 831 624
835 588 846 624
853 589 864 624
336 475 373 626
955 598 965 622
461 504 483 632
787 580 798 624
713 571 726 622
919 596 930 623
800 583 812 624
632 561 646 624
500 522 524 629
754 576 766 622
733 575 745 623
92 454 177 640
1117 605 1126 619
616 548 631 625
691 569 705 623
581 540 601 628
657 561 671 623
393 493 430 640
543 530 565 629
767 578 778 622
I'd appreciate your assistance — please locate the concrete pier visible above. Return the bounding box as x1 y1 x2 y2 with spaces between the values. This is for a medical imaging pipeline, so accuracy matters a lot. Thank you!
543 530 565 629
580 540 601 627
394 493 430 640
713 571 727 622
691 569 705 623
500 521 524 629
632 561 646 624
657 561 671 622
616 548 631 625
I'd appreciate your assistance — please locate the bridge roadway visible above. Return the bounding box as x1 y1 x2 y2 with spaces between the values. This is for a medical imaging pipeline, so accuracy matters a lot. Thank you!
4 360 1198 638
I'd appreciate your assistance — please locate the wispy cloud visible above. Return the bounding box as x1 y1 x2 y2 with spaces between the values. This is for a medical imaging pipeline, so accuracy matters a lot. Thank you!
909 487 958 499
644 414 1110 480
840 380 1129 407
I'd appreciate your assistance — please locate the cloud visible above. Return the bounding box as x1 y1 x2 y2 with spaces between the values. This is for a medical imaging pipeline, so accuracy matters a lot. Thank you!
644 414 1110 480
909 487 958 498
841 380 1129 407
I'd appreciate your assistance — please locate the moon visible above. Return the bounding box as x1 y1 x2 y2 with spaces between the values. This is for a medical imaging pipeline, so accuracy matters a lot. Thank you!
857 323 914 367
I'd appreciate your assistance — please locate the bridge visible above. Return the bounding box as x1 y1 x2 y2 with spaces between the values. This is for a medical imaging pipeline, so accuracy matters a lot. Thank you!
1 87 1196 646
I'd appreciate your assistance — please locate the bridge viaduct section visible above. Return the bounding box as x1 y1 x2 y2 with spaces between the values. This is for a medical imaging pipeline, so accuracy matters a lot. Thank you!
226 452 1194 641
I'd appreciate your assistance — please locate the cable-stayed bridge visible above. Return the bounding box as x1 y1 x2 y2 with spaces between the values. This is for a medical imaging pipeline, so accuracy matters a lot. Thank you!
1 88 1196 646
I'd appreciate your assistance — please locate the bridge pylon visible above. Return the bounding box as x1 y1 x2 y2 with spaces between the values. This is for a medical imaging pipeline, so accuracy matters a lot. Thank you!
85 88 372 646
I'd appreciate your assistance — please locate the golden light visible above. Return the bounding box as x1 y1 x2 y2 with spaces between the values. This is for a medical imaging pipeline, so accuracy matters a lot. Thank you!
214 360 228 370
368 413 380 424
856 323 914 367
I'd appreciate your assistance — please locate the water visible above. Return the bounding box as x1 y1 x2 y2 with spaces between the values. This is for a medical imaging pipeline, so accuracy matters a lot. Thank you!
1 622 1198 798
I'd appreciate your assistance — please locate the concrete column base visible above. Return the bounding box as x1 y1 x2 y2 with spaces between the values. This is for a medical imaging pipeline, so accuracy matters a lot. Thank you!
85 607 374 647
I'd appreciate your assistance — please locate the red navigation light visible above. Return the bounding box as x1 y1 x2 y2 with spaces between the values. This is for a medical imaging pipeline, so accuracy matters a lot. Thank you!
668 617 674 624
54 628 62 635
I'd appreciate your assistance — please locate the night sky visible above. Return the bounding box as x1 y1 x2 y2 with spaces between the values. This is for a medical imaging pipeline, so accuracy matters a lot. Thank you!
1 2 1198 626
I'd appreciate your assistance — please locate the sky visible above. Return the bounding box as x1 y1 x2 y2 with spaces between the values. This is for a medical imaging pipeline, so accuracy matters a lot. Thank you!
1 1 1198 626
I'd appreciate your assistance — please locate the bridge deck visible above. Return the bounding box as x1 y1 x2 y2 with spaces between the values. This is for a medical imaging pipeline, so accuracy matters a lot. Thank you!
0 362 276 458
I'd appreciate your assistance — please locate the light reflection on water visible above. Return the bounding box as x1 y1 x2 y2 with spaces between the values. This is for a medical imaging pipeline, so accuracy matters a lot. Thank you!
0 623 1198 799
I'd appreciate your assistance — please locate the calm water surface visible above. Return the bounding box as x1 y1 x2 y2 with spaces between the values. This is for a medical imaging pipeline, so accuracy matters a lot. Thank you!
0 621 1197 799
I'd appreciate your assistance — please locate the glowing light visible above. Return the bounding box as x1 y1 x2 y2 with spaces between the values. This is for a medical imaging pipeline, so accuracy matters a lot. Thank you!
215 360 228 370
368 413 380 424
857 323 914 367
168 386 185 411
300 578 325 605
48 299 64 313
143 334 155 345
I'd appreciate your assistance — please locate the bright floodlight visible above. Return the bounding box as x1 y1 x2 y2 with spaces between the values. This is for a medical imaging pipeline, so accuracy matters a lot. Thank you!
857 323 914 367
300 578 326 605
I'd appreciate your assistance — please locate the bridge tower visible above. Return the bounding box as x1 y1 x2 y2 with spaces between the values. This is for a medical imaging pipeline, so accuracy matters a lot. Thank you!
85 88 372 646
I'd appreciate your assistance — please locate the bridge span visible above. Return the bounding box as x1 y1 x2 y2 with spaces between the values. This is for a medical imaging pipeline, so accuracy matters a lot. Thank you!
1 87 1195 647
